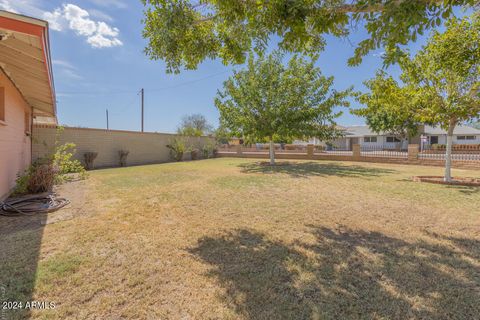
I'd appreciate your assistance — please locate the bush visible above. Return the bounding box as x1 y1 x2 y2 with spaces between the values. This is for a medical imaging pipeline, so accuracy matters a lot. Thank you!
119 150 129 167
191 149 199 160
201 142 216 158
13 128 88 195
14 160 58 195
84 152 98 170
167 137 190 161
53 142 86 177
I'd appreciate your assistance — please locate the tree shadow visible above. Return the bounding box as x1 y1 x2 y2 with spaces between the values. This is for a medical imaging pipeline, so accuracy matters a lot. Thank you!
399 179 480 195
190 226 480 319
238 162 396 178
239 162 396 178
446 185 480 195
0 212 48 320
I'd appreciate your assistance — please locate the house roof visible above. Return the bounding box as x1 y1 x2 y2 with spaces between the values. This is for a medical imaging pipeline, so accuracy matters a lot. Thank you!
423 125 480 135
343 126 380 137
343 125 480 137
0 10 56 120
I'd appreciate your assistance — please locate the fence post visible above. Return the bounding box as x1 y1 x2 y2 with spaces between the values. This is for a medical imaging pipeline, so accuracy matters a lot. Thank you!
236 144 243 156
408 144 419 161
307 144 314 159
352 144 361 159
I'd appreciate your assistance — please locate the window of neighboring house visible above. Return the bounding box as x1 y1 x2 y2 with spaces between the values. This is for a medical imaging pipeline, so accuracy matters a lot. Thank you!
24 111 31 135
364 136 377 143
457 135 476 140
386 136 401 143
0 87 5 122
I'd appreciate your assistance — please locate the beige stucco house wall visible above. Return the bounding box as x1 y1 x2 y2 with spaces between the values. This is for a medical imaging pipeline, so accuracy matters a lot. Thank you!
0 70 32 199
0 11 56 199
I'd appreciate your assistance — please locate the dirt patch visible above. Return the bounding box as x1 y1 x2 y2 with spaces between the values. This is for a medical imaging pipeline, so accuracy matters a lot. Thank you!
0 179 92 233
412 175 480 186
44 179 91 225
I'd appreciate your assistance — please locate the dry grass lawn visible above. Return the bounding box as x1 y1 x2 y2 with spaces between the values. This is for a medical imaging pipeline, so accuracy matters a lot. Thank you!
1 158 479 319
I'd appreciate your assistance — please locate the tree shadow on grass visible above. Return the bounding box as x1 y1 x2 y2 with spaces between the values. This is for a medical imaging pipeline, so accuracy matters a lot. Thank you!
0 213 47 320
190 226 480 320
238 162 396 178
399 178 480 195
446 185 480 195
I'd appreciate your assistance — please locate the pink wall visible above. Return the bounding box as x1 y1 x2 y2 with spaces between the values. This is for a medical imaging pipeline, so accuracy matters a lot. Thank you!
0 70 31 199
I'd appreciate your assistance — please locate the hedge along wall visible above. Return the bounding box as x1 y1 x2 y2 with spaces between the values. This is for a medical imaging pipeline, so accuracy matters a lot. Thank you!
32 125 214 169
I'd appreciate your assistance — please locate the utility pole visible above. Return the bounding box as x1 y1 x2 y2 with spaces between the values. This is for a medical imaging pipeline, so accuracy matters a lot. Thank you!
106 108 109 130
141 88 144 132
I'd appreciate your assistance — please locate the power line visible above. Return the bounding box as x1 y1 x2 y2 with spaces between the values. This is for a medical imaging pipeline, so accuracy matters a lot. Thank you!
109 90 142 116
146 70 230 92
56 70 230 96
57 89 137 95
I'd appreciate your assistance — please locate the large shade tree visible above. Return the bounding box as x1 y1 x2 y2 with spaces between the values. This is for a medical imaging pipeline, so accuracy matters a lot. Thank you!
355 14 480 182
141 0 478 73
353 71 420 140
178 113 213 136
215 53 351 165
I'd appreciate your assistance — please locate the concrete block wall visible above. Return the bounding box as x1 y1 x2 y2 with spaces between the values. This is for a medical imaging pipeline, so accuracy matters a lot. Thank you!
32 125 213 169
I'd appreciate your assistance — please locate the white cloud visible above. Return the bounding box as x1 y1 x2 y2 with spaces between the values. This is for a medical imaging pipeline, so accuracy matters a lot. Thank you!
97 22 119 37
88 9 114 22
42 4 122 48
87 33 122 48
53 59 83 79
0 0 18 12
64 4 97 36
0 0 45 17
43 7 63 31
88 0 127 9
61 68 83 79
0 1 123 48
53 59 76 69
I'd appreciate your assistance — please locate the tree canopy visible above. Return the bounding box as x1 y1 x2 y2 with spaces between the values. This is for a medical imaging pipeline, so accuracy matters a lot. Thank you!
141 0 478 73
353 71 419 139
177 113 213 136
215 52 350 163
354 13 480 181
400 14 480 131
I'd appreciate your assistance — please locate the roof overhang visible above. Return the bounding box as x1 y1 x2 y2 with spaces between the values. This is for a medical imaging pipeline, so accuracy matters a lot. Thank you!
0 10 56 120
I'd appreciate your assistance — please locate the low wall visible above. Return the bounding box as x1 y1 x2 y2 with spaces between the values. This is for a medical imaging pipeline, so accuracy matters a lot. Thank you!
32 125 213 169
216 145 480 170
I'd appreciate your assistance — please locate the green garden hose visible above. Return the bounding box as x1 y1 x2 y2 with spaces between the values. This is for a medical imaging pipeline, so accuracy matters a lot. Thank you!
0 193 70 216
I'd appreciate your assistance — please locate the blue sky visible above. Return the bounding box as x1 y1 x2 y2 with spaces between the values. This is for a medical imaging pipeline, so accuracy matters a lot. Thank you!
3 0 433 133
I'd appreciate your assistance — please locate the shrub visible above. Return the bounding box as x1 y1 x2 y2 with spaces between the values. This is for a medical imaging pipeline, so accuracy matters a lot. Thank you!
13 128 88 195
201 142 216 158
167 137 190 161
14 160 58 195
191 149 199 160
84 152 98 170
53 142 86 176
119 150 129 167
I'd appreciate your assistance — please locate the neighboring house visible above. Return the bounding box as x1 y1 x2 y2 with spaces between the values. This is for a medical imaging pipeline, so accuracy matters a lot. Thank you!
334 125 409 150
296 124 480 150
0 11 56 199
418 125 480 146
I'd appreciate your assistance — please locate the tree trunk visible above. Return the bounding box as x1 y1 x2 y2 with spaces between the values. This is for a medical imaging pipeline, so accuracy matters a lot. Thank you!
269 139 275 165
444 121 456 182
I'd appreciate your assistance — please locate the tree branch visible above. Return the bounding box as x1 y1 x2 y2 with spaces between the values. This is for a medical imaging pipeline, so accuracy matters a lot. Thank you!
192 0 447 24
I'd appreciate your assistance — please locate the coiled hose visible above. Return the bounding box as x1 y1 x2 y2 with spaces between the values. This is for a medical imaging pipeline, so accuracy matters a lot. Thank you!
0 193 70 216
